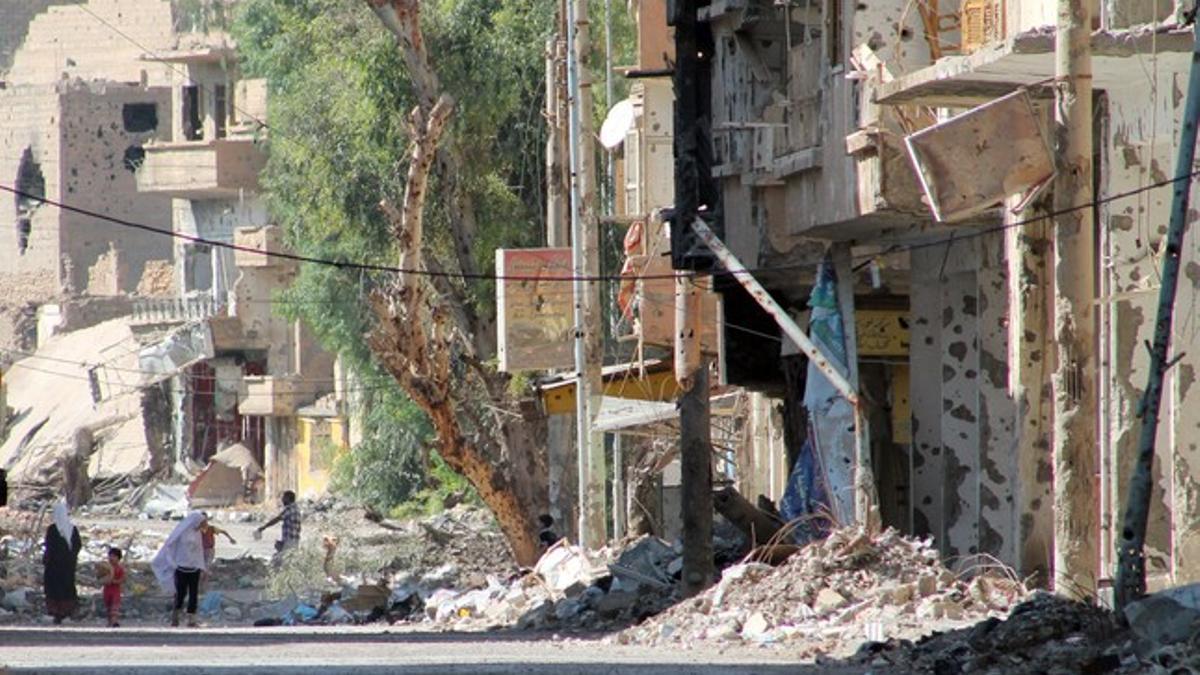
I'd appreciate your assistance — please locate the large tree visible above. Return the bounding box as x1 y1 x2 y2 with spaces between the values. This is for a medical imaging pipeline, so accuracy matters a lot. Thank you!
235 0 554 564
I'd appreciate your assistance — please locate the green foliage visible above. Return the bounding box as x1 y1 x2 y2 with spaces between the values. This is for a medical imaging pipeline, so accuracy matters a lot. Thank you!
387 452 479 521
266 540 391 599
326 379 431 511
233 0 558 513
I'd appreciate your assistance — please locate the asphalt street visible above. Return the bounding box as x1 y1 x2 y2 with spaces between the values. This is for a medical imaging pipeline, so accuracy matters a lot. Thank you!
0 625 872 674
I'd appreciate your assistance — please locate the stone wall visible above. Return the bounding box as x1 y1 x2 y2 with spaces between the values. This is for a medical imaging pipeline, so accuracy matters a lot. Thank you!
0 1 78 76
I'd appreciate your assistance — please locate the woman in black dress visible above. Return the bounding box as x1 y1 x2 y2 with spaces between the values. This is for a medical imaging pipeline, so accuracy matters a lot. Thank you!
43 499 82 624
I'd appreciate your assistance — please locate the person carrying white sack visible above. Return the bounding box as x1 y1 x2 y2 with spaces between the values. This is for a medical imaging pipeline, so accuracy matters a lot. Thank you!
152 512 206 627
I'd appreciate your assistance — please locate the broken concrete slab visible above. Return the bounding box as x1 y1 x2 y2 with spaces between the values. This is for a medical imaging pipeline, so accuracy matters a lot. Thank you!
0 319 169 499
1123 582 1200 650
534 541 607 598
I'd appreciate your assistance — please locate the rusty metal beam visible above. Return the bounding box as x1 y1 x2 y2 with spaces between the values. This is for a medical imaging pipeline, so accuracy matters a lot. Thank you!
691 219 859 405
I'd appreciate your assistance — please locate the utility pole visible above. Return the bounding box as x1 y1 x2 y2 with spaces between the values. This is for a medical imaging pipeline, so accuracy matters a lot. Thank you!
604 0 615 216
1051 0 1097 601
1116 17 1200 612
566 0 608 548
546 30 568 248
671 0 716 597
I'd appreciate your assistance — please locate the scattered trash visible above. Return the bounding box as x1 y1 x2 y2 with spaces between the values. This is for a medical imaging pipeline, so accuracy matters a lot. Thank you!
139 485 190 520
198 591 223 616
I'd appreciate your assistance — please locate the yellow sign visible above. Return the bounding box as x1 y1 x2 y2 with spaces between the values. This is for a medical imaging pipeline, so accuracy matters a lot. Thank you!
856 309 909 357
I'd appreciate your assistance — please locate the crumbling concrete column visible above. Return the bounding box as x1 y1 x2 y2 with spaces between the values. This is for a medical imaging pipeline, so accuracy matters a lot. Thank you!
1006 208 1054 584
1051 0 1099 599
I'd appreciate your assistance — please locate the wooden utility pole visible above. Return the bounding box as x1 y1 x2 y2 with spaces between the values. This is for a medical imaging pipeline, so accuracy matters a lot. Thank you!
567 0 608 548
546 32 568 247
1051 0 1098 601
671 0 715 597
1116 17 1200 611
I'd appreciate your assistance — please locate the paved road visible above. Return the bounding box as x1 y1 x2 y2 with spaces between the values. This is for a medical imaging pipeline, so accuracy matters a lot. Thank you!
0 626 873 674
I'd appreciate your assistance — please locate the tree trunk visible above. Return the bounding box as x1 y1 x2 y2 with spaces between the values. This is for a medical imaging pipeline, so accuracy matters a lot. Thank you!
362 0 549 567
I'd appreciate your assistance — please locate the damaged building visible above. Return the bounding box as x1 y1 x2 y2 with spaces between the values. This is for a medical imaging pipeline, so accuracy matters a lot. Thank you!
0 0 345 507
581 0 1200 600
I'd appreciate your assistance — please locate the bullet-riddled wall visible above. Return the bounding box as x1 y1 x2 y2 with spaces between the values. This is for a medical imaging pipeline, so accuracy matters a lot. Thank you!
1100 66 1200 591
908 230 1048 578
58 83 174 296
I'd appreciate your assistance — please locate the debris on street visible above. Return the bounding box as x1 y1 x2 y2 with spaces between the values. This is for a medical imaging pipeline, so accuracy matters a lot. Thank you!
618 527 1029 657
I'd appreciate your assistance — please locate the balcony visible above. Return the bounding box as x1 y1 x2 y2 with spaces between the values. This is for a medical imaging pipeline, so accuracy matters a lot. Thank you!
135 138 266 199
240 375 308 417
131 291 222 326
876 27 1195 108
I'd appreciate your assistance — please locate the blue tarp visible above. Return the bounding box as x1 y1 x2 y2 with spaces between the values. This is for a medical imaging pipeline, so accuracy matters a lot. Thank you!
781 253 855 539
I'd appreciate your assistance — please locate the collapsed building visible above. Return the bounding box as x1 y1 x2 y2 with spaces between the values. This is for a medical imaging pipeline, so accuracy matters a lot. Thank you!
0 0 346 507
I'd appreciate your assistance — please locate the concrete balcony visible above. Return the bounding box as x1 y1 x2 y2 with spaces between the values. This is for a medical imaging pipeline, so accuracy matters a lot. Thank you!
240 375 306 417
130 291 223 326
135 138 266 199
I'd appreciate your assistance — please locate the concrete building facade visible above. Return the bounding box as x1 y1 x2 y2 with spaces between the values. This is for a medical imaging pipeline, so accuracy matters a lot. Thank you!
0 0 342 503
610 0 1200 597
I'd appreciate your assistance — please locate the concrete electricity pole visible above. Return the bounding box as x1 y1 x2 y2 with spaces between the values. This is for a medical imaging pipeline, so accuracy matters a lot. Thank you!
1051 0 1098 600
671 0 716 597
566 0 608 548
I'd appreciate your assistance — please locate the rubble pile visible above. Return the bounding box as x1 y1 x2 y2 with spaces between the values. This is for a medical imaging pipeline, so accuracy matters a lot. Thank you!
855 592 1127 674
375 505 518 589
415 534 681 633
618 527 1029 657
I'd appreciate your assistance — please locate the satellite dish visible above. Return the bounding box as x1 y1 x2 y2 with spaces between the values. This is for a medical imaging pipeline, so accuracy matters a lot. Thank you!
599 98 636 150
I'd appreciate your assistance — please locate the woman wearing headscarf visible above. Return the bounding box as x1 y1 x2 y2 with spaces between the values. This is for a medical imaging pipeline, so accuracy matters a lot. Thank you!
43 499 82 625
152 512 206 627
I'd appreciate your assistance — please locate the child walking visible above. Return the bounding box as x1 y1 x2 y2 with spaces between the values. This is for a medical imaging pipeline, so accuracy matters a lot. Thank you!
199 514 236 569
98 547 125 627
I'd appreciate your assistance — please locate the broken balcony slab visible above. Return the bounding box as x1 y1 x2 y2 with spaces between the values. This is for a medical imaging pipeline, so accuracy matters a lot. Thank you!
136 138 266 199
876 25 1196 108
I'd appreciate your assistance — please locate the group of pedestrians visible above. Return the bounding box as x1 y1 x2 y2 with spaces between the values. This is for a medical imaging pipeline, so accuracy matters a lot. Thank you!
40 491 302 627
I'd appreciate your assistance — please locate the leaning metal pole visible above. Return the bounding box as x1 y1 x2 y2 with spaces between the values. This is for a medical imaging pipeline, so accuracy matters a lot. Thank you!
1115 17 1200 612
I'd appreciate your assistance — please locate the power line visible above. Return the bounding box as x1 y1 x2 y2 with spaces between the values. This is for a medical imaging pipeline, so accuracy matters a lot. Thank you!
3 167 1198 285
75 3 270 132
2 357 402 398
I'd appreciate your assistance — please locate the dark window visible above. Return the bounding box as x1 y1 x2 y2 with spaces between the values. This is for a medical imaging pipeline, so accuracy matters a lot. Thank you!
123 145 146 172
121 103 158 133
182 85 203 140
214 84 227 139
826 0 843 67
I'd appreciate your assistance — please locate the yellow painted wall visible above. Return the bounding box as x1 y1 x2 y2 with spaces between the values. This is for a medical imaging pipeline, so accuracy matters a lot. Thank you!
294 416 349 499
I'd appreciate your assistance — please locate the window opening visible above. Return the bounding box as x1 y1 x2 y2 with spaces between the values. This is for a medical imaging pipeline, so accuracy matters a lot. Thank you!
214 84 227 139
825 0 843 67
182 85 203 141
121 103 158 133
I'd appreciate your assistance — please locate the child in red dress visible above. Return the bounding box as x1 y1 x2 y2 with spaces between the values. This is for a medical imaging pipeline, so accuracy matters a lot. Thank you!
98 547 125 627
